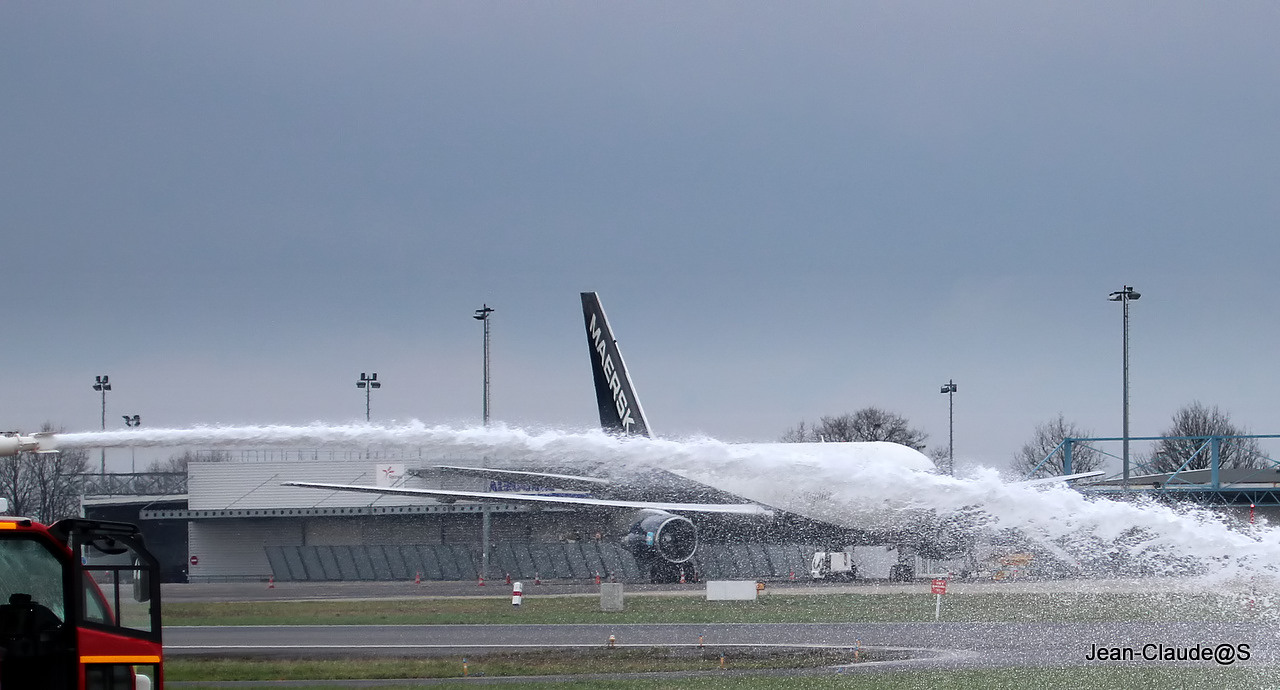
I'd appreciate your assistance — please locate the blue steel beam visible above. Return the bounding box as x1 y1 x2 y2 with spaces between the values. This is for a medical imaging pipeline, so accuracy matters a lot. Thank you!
1034 433 1280 482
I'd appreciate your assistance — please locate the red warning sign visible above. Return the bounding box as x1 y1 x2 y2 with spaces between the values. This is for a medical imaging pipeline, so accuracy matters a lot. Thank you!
931 578 947 595
190 555 198 566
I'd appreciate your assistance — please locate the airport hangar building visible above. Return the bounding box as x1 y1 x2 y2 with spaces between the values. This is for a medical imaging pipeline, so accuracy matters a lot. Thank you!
111 451 890 584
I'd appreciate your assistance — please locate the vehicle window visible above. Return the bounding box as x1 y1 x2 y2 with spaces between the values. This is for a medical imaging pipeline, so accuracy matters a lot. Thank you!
0 536 67 621
80 576 111 625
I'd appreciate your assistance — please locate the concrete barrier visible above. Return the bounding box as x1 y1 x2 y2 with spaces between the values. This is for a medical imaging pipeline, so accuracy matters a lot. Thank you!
705 580 758 601
600 582 624 611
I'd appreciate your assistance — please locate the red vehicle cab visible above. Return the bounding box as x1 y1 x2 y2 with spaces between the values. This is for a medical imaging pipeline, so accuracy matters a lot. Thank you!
0 517 162 689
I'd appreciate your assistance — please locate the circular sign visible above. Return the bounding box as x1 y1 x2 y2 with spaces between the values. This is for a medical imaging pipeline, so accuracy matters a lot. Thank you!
190 555 199 566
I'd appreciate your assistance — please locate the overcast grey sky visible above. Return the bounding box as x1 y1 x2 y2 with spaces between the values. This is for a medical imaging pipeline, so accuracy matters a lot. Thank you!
2 3 1278 471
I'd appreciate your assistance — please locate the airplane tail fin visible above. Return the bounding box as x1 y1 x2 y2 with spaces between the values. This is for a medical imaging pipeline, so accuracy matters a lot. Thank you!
581 292 651 437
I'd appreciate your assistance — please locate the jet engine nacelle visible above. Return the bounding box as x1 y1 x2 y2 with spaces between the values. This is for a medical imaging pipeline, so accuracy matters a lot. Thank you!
621 509 697 565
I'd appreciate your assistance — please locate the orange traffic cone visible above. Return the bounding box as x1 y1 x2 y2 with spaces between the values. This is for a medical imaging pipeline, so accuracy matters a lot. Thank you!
789 570 795 581
505 573 511 585
594 572 601 585
534 572 542 585
478 575 485 587
414 571 421 585
679 570 686 584
267 576 275 589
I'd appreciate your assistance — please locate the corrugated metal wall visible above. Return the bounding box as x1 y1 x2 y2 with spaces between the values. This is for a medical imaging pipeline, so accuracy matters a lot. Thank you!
189 519 303 581
187 511 619 581
262 541 826 583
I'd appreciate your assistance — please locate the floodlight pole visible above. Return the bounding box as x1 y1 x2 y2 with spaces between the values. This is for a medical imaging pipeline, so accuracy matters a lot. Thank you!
480 508 491 581
1108 286 1141 487
123 414 140 472
473 305 494 426
473 304 495 580
940 380 956 475
356 373 381 422
92 375 111 475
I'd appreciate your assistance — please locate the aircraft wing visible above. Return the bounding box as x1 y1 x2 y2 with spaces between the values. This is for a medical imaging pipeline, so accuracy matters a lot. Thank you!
282 481 774 516
428 465 611 489
1017 471 1106 487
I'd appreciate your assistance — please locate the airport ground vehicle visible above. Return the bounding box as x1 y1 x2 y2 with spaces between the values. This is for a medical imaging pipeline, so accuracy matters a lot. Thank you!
0 513 162 689
810 551 857 580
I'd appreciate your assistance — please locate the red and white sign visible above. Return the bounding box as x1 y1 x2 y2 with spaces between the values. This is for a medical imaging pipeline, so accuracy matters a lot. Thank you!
931 578 947 595
190 555 199 566
377 464 406 487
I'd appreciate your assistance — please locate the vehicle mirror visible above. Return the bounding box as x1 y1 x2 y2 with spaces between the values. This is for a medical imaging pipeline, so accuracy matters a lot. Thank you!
133 559 151 603
90 537 129 556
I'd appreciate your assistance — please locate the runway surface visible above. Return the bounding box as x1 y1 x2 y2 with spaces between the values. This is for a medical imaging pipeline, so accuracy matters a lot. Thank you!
166 621 1274 671
162 579 1275 675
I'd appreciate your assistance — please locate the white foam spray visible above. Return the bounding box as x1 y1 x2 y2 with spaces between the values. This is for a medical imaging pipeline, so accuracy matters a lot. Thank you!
51 421 1280 597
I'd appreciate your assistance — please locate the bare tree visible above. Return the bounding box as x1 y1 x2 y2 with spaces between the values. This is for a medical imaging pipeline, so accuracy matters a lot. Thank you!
146 449 233 474
927 446 952 474
781 407 928 450
779 420 812 444
1011 414 1104 479
145 450 198 474
27 444 90 523
1145 401 1264 473
0 447 33 517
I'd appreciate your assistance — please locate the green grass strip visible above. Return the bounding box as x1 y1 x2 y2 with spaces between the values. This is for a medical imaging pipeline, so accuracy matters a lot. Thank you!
164 648 860 681
163 591 1258 627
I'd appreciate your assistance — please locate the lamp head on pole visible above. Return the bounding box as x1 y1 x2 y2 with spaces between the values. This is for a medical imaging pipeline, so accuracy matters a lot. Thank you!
1108 286 1140 301
940 382 957 394
474 304 494 321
